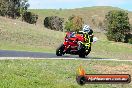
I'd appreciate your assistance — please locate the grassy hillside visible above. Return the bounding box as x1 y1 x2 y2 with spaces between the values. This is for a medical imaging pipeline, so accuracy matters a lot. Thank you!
29 6 132 31
0 16 65 52
0 6 132 59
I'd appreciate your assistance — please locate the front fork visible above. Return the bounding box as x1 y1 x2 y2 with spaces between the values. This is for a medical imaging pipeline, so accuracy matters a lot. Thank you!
63 41 70 53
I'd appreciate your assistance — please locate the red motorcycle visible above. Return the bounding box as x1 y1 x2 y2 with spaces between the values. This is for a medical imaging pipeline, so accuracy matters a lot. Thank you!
56 31 93 58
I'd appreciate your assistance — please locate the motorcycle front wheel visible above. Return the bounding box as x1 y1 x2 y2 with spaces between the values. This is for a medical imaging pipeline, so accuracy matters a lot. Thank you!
56 44 64 56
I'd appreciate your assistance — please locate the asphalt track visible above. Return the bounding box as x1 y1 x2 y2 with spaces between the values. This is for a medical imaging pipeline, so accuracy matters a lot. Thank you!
0 50 110 59
0 50 132 62
0 50 101 59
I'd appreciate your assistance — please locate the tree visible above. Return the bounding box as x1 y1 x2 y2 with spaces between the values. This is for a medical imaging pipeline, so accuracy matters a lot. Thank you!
105 10 131 42
22 12 38 24
19 0 30 14
44 16 64 31
65 21 73 31
65 15 84 32
0 0 30 18
0 0 9 16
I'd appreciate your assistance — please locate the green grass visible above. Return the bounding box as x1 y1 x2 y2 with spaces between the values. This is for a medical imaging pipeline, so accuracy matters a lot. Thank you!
0 59 132 88
0 16 65 53
0 6 132 59
0 41 54 53
89 32 132 60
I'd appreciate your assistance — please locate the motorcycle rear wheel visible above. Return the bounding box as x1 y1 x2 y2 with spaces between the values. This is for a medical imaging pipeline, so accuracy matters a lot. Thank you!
78 47 86 58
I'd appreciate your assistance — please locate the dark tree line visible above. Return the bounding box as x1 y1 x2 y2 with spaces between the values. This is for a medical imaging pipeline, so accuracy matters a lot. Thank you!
0 0 38 24
0 0 29 19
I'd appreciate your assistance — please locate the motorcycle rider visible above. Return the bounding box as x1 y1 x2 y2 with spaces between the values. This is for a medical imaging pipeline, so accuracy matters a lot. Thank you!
78 25 93 42
77 25 93 50
82 25 93 35
63 25 93 53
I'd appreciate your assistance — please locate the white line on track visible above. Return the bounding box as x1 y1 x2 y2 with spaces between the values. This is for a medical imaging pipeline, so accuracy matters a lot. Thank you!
0 57 132 62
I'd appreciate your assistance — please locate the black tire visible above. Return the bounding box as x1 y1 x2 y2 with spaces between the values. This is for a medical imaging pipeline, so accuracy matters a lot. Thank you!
85 47 91 56
78 46 86 58
56 44 64 56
